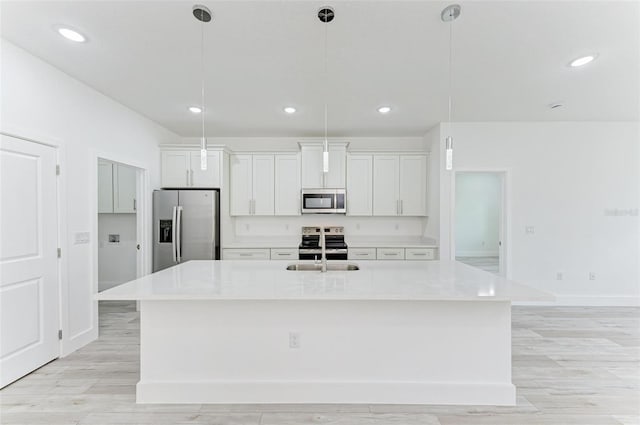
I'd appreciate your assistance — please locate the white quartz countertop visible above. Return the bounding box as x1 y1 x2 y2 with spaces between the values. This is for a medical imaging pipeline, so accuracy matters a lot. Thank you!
346 236 438 248
96 260 552 302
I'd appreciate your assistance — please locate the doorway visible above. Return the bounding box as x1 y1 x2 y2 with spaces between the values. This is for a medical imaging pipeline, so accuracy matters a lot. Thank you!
454 171 507 276
97 158 141 291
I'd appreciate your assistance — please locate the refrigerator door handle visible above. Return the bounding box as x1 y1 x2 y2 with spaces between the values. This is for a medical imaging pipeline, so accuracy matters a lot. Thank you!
171 206 178 263
176 206 183 262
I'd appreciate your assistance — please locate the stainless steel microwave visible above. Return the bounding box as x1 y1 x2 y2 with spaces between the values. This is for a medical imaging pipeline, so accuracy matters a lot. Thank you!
301 189 346 214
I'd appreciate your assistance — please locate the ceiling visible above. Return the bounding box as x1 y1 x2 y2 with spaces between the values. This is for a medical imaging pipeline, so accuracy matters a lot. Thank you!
1 1 638 137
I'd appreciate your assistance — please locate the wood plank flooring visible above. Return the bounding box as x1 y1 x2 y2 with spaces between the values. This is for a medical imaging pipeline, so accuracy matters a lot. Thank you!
1 301 638 424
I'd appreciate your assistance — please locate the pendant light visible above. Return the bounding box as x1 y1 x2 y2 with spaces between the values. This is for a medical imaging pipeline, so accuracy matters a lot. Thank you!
193 5 212 170
441 4 460 171
318 7 334 173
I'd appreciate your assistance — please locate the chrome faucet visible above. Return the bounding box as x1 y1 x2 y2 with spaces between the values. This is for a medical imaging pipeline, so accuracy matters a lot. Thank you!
320 227 327 273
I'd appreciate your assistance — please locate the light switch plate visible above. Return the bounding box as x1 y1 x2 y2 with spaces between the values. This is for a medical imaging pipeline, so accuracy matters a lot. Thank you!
74 232 90 244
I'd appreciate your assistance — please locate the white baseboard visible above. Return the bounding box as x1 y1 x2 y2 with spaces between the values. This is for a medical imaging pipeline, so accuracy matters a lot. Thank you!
137 380 516 406
514 295 640 307
455 250 499 257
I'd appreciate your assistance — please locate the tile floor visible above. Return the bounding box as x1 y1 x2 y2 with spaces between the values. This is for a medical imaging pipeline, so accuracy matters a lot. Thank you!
456 256 499 274
1 301 638 425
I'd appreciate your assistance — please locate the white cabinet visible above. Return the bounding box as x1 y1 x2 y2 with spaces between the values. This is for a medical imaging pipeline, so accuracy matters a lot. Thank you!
113 163 137 213
373 154 427 216
270 248 298 260
348 248 376 260
98 160 136 214
98 160 114 213
274 154 301 216
222 248 270 260
161 150 221 188
230 154 274 216
376 248 405 260
300 142 347 189
346 154 373 216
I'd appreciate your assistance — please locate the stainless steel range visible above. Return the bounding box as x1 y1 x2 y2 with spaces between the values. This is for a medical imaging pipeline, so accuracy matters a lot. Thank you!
298 226 348 260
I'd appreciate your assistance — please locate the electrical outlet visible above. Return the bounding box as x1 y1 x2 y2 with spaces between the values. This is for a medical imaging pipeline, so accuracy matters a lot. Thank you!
525 226 535 234
589 272 596 281
289 332 300 349
556 272 563 280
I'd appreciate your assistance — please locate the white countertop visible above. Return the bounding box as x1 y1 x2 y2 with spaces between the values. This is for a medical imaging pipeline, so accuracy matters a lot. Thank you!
346 236 438 248
96 260 552 302
223 237 299 249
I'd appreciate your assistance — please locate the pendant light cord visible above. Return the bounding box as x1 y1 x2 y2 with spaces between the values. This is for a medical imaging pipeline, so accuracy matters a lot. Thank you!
323 17 328 150
447 8 453 136
200 11 206 149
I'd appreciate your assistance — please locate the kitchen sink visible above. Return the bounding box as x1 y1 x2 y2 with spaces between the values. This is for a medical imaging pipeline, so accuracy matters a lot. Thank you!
286 263 360 271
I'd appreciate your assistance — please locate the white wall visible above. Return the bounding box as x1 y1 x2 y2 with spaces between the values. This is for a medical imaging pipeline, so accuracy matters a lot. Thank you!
434 122 640 305
455 173 501 257
98 214 136 291
0 40 180 354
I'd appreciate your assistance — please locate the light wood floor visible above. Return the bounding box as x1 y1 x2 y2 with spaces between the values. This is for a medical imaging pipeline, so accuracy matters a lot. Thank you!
1 301 638 425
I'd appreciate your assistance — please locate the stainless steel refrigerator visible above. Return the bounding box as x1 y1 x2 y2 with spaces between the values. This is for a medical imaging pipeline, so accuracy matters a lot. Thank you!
153 189 220 272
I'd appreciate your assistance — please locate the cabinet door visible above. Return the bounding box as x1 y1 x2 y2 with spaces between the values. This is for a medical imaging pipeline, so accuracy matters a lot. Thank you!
230 154 252 216
97 161 113 213
274 154 301 216
252 155 275 215
399 155 427 216
300 145 324 188
190 151 221 188
161 151 190 188
113 163 137 213
346 154 372 216
325 145 346 188
372 155 399 216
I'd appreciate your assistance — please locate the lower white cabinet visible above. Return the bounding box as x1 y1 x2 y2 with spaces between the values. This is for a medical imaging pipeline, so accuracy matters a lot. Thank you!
376 248 405 260
222 249 271 260
405 248 436 260
348 248 376 260
270 248 298 260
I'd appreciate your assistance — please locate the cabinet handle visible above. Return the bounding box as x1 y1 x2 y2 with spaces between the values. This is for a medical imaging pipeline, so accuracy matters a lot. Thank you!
248 200 252 215
190 169 194 186
384 253 399 256
276 253 290 256
412 253 427 256
133 199 136 211
396 200 400 215
186 170 190 186
239 253 253 257
400 200 403 215
356 253 369 256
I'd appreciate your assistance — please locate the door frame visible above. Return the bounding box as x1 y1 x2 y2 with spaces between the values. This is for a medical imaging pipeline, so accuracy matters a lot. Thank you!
450 168 511 278
1 129 67 357
92 152 151 294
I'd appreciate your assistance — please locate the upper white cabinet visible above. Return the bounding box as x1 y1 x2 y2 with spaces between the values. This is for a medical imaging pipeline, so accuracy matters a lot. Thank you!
161 149 221 188
230 154 274 216
274 154 301 216
346 154 373 216
373 154 427 216
300 142 347 189
98 160 136 214
98 160 114 213
113 163 137 213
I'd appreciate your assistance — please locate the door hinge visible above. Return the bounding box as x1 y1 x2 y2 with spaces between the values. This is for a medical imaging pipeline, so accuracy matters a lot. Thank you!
56 164 60 175
57 248 62 258
58 329 63 340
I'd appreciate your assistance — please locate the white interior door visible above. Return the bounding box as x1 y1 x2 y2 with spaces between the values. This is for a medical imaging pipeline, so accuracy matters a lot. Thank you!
0 134 59 388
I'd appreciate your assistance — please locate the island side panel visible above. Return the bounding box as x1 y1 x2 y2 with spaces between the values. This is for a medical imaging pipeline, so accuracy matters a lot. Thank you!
137 299 514 405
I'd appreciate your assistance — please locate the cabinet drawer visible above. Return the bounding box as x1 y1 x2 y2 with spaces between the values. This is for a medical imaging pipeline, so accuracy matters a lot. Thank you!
376 248 405 260
405 248 436 260
348 248 376 260
270 248 298 260
222 249 270 260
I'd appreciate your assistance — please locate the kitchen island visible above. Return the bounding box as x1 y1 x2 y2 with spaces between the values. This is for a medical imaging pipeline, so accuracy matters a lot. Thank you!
97 260 552 405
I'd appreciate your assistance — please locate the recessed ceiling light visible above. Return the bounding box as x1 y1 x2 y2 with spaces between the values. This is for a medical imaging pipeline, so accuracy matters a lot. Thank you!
377 106 392 114
284 107 296 114
56 27 86 43
569 55 596 67
188 106 202 114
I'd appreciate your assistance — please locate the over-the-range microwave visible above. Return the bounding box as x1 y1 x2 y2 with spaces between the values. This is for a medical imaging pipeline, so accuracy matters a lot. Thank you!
301 188 346 214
